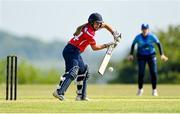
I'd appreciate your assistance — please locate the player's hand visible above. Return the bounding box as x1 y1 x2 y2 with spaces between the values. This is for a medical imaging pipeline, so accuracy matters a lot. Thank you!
112 31 121 42
161 54 168 62
128 55 134 61
104 42 116 48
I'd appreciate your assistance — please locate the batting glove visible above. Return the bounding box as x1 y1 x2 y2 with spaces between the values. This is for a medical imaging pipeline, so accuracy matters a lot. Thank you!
104 42 116 48
112 31 121 42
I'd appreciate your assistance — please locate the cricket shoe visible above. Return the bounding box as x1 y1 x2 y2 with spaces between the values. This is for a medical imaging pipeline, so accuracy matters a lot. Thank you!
137 89 143 96
53 90 64 101
152 89 158 96
75 95 89 101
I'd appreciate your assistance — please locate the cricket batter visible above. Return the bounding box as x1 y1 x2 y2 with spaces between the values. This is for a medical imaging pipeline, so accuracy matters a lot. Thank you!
128 23 168 96
53 13 120 101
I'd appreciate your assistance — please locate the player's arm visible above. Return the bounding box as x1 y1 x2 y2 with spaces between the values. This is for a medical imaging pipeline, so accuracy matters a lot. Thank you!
156 42 168 62
101 23 121 40
90 42 115 51
84 27 115 51
153 34 168 62
130 43 136 55
128 37 137 61
128 43 135 60
156 42 163 55
101 23 114 34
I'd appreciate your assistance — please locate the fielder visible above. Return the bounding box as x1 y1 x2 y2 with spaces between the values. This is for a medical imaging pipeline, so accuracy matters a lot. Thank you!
128 23 168 96
53 13 120 101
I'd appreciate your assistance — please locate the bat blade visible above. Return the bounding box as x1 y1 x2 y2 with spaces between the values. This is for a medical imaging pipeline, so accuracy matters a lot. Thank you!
98 54 112 75
98 46 114 76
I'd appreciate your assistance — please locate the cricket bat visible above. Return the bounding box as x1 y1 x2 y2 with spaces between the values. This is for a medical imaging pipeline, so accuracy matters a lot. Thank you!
98 35 121 76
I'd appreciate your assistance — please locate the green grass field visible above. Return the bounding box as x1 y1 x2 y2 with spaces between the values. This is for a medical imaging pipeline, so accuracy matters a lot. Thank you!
0 84 180 113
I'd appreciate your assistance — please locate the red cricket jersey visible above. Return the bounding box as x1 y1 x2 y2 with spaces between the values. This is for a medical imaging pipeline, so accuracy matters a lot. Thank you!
68 23 96 52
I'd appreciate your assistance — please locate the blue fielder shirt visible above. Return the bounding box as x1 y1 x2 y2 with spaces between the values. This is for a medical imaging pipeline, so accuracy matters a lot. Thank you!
132 32 160 56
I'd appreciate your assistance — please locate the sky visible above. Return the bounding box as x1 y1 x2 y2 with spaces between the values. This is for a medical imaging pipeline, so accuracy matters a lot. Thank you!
0 0 180 48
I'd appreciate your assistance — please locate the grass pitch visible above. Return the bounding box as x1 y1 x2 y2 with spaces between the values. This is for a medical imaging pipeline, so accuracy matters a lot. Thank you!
0 84 180 113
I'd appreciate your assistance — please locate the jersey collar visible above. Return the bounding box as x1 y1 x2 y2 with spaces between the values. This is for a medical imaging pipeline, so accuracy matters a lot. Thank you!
141 33 150 38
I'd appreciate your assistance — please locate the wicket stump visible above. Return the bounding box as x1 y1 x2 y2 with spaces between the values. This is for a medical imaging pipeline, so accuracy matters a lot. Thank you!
6 55 18 100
